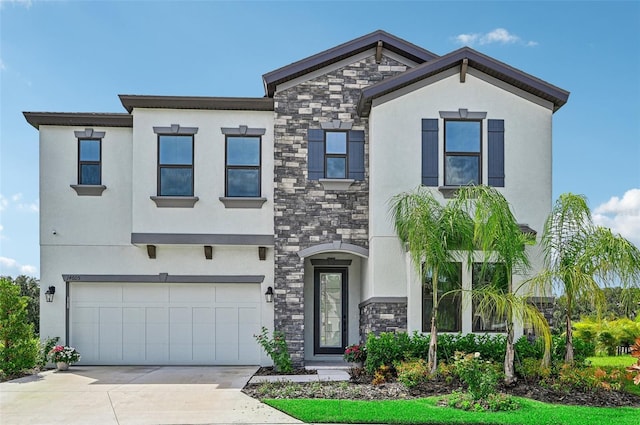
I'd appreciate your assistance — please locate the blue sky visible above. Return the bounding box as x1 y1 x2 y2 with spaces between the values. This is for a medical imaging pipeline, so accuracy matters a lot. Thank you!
1 0 639 278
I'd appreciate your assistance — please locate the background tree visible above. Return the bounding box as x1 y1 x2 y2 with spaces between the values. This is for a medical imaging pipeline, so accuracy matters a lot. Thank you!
391 187 473 373
0 277 40 376
535 193 640 364
454 185 549 384
2 275 40 334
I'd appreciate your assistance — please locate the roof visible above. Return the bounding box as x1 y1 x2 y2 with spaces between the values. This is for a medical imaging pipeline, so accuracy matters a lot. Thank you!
119 95 274 113
23 112 132 129
357 46 570 116
262 29 438 97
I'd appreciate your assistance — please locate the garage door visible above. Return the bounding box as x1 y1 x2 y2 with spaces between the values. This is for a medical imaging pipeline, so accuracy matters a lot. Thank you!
70 283 261 365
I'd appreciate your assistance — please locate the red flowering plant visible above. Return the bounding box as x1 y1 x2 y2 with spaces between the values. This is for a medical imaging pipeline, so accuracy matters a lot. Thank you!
48 345 81 364
626 337 640 385
344 344 366 363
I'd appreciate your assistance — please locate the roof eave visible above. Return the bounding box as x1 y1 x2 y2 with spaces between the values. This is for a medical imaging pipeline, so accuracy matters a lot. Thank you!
118 95 274 113
358 47 570 116
23 112 133 129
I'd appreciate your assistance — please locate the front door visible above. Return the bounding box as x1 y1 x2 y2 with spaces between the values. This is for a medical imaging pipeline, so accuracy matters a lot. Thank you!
314 268 348 354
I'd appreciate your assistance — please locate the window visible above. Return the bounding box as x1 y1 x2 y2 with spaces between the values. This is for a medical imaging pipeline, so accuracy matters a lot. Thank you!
226 136 261 197
444 120 481 186
158 135 194 196
422 263 461 332
325 132 347 178
472 263 508 332
308 129 364 181
78 138 101 185
421 115 504 189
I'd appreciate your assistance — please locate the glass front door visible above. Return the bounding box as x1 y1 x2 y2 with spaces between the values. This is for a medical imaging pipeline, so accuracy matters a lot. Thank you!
314 268 347 354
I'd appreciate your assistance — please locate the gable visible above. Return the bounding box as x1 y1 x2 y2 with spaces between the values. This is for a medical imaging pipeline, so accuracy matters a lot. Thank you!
358 47 570 116
262 30 438 97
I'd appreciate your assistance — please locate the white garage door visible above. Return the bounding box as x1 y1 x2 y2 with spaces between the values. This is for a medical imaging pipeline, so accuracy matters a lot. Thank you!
70 283 261 365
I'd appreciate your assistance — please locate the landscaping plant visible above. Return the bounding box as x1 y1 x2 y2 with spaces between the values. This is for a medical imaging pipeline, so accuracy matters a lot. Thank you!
627 337 640 385
533 193 640 364
395 358 431 388
343 344 366 364
454 185 551 383
48 345 81 365
391 187 474 374
254 326 293 373
0 277 40 376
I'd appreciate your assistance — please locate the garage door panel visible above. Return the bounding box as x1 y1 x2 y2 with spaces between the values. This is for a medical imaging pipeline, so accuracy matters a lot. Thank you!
193 344 215 362
146 344 169 363
170 286 214 303
71 283 261 365
216 285 260 303
123 285 168 303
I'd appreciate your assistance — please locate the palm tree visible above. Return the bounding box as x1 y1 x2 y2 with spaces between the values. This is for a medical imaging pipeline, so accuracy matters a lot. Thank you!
536 193 640 364
391 187 473 373
454 185 550 384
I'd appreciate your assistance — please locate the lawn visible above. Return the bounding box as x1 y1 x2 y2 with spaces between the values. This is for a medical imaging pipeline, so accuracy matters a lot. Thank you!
586 355 635 368
265 397 640 425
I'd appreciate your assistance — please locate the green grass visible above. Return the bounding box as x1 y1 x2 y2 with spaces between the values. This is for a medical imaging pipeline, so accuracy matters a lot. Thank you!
586 355 636 367
265 397 640 425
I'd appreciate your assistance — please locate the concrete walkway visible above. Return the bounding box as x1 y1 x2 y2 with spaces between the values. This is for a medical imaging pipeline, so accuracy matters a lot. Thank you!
0 366 301 425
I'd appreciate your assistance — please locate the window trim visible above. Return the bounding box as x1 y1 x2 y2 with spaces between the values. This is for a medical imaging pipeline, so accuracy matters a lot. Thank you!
156 134 195 197
443 119 483 186
224 135 262 198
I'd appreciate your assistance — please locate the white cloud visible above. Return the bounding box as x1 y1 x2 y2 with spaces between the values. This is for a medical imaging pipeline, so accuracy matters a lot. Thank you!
0 193 39 213
0 256 37 276
0 0 33 9
453 28 537 47
0 59 5 71
593 188 640 247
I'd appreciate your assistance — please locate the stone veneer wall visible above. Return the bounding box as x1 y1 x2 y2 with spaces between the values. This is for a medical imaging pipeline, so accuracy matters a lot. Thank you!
359 299 408 340
273 54 409 365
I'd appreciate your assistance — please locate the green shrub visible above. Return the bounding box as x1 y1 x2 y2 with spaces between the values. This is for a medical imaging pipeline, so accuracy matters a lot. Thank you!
38 336 60 367
364 332 412 374
452 352 501 401
395 358 431 388
0 278 40 375
254 327 293 373
516 357 550 381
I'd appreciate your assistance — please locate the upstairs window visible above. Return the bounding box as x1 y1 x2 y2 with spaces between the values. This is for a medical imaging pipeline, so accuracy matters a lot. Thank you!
226 136 261 197
444 120 481 186
78 138 101 185
472 262 508 332
158 135 194 196
421 115 504 189
308 128 365 181
325 132 347 178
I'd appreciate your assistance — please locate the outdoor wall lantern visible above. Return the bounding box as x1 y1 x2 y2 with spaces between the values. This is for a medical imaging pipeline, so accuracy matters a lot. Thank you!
45 286 56 303
258 246 267 261
265 286 274 303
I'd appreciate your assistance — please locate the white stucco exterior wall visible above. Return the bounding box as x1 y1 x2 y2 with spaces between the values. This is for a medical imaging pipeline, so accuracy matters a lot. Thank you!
38 108 277 365
367 67 554 334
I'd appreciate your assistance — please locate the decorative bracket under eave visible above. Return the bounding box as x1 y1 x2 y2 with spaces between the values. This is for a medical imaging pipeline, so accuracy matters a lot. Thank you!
375 40 383 64
460 58 468 83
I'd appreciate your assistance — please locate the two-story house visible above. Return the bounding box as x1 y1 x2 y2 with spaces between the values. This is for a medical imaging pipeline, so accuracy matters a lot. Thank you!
25 30 568 366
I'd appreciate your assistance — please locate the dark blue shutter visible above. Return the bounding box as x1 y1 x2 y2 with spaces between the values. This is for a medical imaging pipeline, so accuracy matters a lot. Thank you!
308 129 324 180
487 119 505 187
422 119 439 186
348 130 365 180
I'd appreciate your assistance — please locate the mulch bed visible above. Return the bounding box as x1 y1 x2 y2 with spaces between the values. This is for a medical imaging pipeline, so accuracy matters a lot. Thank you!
243 373 640 408
253 366 317 376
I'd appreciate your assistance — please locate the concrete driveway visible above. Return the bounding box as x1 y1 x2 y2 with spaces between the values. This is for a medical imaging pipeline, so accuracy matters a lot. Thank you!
0 366 301 425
